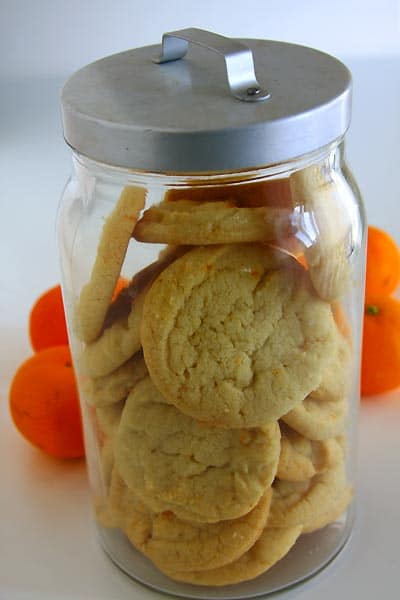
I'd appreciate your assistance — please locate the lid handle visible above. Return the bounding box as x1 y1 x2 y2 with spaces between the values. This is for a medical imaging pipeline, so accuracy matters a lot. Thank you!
153 27 270 102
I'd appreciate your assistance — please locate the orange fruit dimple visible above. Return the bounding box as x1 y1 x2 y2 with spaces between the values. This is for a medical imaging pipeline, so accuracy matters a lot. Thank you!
9 346 84 459
361 296 400 396
365 226 400 299
29 285 69 352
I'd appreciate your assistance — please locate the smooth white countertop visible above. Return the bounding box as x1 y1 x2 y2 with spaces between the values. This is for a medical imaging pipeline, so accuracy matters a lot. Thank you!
1 59 399 599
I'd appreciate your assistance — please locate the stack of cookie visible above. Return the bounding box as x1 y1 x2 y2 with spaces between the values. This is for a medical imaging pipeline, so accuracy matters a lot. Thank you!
77 166 353 586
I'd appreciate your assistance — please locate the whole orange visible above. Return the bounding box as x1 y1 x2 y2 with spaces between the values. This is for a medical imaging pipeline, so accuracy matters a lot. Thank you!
365 226 400 299
361 296 400 396
29 285 69 352
9 346 84 459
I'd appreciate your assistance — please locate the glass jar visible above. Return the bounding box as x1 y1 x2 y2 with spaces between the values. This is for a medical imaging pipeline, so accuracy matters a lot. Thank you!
58 29 366 599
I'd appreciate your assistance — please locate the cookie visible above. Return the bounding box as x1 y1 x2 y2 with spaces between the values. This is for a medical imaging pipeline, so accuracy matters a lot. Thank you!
75 186 146 344
114 376 280 523
290 165 351 301
277 423 344 482
133 199 293 245
141 243 338 428
164 177 293 208
269 463 351 532
93 437 116 527
303 485 353 534
281 329 351 440
108 470 272 573
96 401 125 438
80 246 188 379
80 287 146 378
162 525 302 586
84 352 147 408
100 437 114 489
281 392 348 441
101 245 190 330
311 329 352 403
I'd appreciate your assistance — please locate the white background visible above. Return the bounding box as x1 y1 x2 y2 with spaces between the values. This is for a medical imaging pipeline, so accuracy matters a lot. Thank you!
2 0 400 77
1 2 400 599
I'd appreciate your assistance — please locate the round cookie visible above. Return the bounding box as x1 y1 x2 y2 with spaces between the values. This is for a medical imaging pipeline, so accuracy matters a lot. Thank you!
281 327 350 440
100 437 115 489
163 177 293 208
290 165 352 301
101 244 190 331
114 376 281 523
80 288 146 378
108 470 272 573
311 328 352 403
277 424 343 482
94 438 116 528
281 393 348 441
85 352 147 408
269 463 351 532
80 246 188 379
162 525 302 586
96 401 125 438
76 185 146 344
303 484 353 534
133 199 293 245
141 243 338 428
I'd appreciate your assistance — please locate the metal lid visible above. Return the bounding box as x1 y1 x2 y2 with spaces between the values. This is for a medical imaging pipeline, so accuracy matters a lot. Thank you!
61 28 352 173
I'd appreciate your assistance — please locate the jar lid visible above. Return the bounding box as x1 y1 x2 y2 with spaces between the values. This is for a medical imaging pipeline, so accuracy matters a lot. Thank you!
61 28 351 173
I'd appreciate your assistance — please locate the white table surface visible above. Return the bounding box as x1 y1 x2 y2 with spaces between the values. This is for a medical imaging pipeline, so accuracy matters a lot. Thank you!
1 58 400 599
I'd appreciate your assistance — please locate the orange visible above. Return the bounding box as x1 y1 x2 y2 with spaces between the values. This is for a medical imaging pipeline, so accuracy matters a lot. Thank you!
361 296 400 396
29 285 68 352
9 346 84 459
365 226 400 299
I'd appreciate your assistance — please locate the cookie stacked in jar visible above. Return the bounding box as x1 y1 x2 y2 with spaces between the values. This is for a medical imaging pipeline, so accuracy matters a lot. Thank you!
59 29 365 598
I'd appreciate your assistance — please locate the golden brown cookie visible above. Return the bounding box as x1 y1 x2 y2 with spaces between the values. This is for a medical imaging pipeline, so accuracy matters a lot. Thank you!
290 165 351 301
281 329 351 440
269 463 351 532
96 401 125 438
93 437 116 527
133 199 293 245
80 246 188 379
84 352 147 408
311 329 352 403
114 376 281 523
162 525 302 586
108 470 272 573
75 186 146 344
303 485 353 534
100 437 114 489
141 243 338 428
281 393 348 441
277 423 344 482
101 244 190 331
164 177 293 208
80 288 146 378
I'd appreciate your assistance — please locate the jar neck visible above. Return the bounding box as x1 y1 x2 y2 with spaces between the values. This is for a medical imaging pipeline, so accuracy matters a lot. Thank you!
71 137 346 187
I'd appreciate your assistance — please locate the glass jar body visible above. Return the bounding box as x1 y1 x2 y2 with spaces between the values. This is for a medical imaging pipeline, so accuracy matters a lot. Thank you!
58 140 365 599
